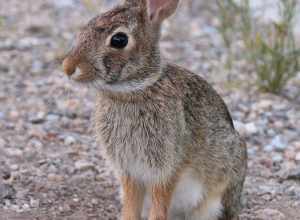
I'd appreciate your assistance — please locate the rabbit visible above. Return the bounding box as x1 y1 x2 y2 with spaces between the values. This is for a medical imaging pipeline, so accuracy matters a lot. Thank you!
62 0 247 220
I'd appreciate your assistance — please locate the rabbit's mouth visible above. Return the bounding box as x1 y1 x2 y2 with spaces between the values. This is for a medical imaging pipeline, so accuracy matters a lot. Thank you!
69 67 97 83
71 64 121 85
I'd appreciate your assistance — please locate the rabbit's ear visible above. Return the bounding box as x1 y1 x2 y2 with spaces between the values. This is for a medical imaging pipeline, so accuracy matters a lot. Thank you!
124 0 146 7
147 0 179 23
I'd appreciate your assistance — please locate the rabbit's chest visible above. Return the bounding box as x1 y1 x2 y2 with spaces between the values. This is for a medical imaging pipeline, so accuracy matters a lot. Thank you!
95 99 184 183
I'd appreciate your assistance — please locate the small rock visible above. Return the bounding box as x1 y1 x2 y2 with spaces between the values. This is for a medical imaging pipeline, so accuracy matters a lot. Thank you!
255 99 273 109
244 122 258 134
264 144 274 152
47 174 64 182
247 147 256 156
73 197 80 203
286 166 300 180
0 184 16 201
30 198 40 208
5 148 23 157
295 152 300 162
64 135 76 145
22 203 30 211
256 208 285 220
0 138 6 148
29 112 46 124
46 113 60 121
0 111 4 119
31 60 43 73
29 139 43 149
2 170 11 180
75 160 95 172
272 154 283 163
53 0 76 8
10 164 19 171
271 136 288 152
91 198 98 205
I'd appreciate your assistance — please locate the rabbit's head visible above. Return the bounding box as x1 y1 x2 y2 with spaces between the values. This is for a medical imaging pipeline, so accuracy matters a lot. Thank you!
63 0 179 92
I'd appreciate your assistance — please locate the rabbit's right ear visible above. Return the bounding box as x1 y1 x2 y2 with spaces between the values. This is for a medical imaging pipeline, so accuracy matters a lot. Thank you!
124 0 147 8
124 0 179 24
147 0 179 24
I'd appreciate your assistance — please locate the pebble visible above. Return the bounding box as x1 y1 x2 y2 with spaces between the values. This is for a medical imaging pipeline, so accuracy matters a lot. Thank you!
244 122 258 134
31 60 43 73
5 148 23 157
10 164 19 171
255 99 273 109
256 208 285 220
53 0 76 9
29 139 43 149
287 166 300 180
75 160 95 172
30 198 40 208
47 173 64 182
91 198 99 205
64 135 76 145
29 112 46 124
0 111 4 119
0 138 6 148
46 113 60 122
272 136 288 152
272 154 283 163
264 144 274 152
295 153 300 162
0 184 16 201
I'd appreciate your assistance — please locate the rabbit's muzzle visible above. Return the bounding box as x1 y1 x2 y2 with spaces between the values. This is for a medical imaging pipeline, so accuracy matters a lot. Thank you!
63 51 98 83
63 56 78 76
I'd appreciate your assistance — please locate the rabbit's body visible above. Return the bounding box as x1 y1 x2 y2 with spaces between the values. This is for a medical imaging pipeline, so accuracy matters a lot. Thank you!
62 0 247 219
95 64 247 219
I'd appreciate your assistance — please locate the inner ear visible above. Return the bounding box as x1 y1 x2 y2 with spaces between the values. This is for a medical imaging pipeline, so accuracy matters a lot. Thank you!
148 0 179 22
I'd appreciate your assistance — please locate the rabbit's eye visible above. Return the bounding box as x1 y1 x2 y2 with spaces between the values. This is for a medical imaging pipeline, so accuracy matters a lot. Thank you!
110 32 128 49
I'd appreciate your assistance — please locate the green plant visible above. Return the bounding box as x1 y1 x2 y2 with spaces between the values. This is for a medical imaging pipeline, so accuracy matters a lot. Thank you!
216 0 239 69
0 16 4 29
216 0 300 94
81 0 99 12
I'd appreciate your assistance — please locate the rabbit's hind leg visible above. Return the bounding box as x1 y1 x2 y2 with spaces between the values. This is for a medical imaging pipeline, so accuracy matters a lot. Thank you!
188 194 223 220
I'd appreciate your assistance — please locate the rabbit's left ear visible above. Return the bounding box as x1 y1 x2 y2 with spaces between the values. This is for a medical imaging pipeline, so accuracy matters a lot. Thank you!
147 0 179 23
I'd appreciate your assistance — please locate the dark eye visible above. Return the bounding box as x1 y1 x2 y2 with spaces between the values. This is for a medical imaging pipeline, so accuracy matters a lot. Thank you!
110 32 128 49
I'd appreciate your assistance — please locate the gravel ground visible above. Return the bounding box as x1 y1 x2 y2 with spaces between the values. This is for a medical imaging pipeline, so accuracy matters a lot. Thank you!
0 0 300 219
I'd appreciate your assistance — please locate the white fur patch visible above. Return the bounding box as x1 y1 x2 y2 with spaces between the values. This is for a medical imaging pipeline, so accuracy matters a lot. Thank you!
170 169 206 213
191 196 223 220
142 169 206 219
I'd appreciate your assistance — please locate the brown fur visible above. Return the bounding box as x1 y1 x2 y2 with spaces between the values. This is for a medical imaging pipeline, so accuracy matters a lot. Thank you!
121 176 145 220
62 0 247 220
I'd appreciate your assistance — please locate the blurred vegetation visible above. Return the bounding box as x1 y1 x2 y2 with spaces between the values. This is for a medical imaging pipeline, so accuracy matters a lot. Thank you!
0 16 4 29
216 0 300 94
81 0 98 12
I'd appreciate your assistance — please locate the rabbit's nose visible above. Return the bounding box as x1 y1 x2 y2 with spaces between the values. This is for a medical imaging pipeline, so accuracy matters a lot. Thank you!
63 56 78 76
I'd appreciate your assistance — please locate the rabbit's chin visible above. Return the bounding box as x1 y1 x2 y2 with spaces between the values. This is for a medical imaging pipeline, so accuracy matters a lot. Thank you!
92 73 162 93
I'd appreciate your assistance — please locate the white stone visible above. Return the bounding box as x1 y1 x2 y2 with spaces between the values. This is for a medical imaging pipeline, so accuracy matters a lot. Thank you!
5 148 23 157
256 208 285 220
295 152 300 161
75 160 94 171
64 136 76 145
244 122 258 134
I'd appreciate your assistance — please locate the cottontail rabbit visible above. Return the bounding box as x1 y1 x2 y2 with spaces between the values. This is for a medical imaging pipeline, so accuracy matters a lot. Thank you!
62 0 247 219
